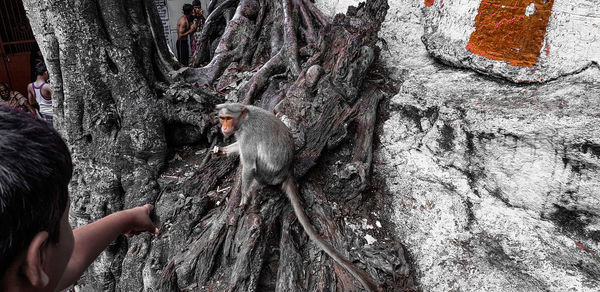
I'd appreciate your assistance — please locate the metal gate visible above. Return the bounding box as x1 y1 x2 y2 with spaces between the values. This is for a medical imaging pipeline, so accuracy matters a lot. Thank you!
0 0 37 94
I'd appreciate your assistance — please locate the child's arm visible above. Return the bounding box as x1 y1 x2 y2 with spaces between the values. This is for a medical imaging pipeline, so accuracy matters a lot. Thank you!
57 204 159 289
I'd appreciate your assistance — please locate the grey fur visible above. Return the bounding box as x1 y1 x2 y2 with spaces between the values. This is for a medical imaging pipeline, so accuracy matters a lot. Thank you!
217 103 379 291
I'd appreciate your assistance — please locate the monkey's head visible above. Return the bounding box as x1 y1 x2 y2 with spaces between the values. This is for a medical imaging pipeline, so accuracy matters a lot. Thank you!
216 103 247 137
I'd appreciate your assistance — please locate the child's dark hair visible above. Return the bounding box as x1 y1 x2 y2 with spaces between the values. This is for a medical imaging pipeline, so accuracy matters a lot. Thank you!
34 62 47 77
0 106 72 276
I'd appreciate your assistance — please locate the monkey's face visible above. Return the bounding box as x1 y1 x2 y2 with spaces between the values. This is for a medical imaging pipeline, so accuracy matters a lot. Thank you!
219 114 238 137
216 104 246 138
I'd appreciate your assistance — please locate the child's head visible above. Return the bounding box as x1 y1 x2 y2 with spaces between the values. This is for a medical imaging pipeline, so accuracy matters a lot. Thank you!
0 106 74 290
34 62 48 80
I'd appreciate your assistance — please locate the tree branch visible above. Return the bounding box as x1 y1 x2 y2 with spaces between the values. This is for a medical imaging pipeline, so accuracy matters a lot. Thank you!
241 50 285 104
190 0 239 67
282 0 300 77
297 0 316 43
303 0 330 26
144 0 180 79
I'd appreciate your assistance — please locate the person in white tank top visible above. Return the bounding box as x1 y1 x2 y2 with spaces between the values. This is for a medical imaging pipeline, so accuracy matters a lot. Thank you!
27 62 53 126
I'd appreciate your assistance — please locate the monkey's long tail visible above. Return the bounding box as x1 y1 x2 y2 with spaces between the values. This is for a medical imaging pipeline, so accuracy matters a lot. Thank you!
282 177 379 292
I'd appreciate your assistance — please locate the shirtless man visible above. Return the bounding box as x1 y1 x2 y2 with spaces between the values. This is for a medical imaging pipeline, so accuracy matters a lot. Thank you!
176 4 197 66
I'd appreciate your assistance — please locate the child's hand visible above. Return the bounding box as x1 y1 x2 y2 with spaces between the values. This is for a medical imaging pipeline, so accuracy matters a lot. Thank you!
122 204 159 237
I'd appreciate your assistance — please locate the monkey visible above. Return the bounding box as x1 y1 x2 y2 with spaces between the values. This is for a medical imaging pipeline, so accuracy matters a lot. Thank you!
215 103 379 292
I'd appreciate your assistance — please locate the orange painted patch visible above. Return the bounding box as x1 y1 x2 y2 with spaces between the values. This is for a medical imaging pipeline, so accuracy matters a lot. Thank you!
425 0 434 7
466 0 555 67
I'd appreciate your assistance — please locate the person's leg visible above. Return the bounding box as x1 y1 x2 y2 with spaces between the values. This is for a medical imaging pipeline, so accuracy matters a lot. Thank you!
176 40 182 61
181 39 189 66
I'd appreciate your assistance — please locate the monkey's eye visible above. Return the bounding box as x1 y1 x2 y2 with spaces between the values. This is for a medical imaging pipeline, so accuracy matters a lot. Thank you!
219 116 233 121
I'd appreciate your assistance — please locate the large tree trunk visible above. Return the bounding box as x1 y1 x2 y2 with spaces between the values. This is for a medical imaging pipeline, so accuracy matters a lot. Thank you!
24 0 414 291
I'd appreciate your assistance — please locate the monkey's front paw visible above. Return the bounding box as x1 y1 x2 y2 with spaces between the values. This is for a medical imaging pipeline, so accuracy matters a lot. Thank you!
212 146 227 156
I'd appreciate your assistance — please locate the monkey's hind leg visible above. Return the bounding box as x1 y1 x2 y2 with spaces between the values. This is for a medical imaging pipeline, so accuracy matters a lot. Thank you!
239 180 260 209
239 166 257 207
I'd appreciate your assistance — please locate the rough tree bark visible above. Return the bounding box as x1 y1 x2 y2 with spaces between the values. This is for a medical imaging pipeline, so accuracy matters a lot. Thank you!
24 0 414 291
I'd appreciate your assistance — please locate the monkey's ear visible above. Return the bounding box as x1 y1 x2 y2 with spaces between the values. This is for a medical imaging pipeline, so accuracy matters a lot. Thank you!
241 107 247 118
